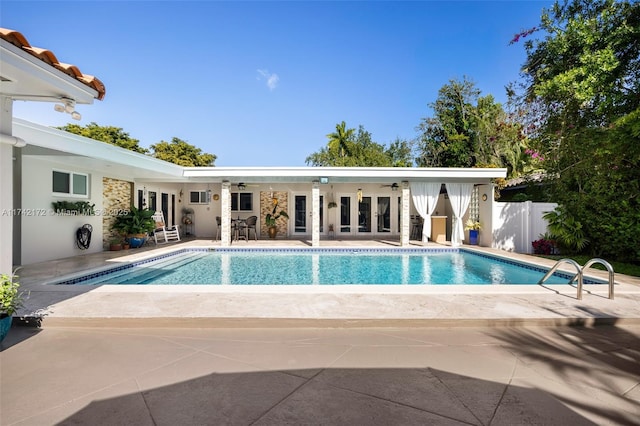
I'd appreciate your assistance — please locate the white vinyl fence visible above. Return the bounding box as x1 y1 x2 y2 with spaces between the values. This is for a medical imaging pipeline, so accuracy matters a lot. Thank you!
492 201 557 254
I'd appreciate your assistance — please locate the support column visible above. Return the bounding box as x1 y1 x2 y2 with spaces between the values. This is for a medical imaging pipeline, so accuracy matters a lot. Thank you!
311 181 320 247
220 181 231 247
0 96 14 271
401 181 410 247
477 184 493 248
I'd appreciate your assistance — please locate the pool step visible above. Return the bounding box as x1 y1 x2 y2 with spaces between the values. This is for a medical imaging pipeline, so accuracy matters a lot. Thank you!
81 252 209 285
121 252 210 284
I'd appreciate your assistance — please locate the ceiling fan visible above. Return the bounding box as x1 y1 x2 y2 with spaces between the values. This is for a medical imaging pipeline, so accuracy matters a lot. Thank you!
380 183 399 191
235 182 260 190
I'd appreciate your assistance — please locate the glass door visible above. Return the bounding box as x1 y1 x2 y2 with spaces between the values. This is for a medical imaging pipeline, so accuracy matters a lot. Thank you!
161 193 169 225
358 195 396 236
357 196 372 234
293 193 327 236
376 196 391 234
319 195 324 233
294 194 307 234
339 195 352 234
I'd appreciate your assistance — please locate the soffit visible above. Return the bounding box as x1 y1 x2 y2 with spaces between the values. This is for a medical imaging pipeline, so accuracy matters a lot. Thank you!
0 28 105 102
182 167 507 185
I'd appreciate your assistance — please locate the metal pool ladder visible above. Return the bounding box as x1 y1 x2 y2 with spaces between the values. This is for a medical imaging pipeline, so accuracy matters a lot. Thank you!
538 258 615 300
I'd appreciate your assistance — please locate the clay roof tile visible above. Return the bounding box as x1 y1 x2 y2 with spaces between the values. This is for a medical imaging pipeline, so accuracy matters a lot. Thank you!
0 27 106 100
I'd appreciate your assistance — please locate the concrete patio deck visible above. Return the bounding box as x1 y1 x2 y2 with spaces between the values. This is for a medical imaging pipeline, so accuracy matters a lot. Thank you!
2 239 640 425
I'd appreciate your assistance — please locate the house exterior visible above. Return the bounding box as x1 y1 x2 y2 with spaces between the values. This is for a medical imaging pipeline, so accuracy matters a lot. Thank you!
10 117 507 265
1 28 105 272
1 27 507 269
10 118 508 266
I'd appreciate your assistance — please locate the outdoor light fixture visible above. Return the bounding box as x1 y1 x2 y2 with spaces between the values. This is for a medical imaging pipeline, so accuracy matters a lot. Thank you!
391 183 399 191
238 183 246 190
53 97 81 120
319 177 329 184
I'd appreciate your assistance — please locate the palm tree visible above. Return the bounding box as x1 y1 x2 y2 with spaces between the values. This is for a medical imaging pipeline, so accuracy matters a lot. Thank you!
327 121 355 158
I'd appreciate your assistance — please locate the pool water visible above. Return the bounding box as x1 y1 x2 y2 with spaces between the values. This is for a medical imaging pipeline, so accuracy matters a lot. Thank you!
57 249 578 286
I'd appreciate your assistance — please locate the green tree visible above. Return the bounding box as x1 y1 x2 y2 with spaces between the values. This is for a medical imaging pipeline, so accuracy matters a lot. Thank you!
326 121 355 158
150 137 216 167
386 138 415 167
417 78 478 168
515 0 640 261
306 124 414 167
58 122 148 154
417 78 531 176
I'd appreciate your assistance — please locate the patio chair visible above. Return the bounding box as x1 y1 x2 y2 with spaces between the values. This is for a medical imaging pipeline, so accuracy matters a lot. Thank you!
152 211 181 244
245 215 258 240
215 216 221 240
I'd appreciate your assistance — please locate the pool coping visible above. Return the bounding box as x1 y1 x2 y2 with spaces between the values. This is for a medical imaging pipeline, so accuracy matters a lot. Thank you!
13 240 640 326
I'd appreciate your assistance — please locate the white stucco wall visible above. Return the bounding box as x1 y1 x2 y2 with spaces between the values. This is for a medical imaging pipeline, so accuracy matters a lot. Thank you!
21 156 105 265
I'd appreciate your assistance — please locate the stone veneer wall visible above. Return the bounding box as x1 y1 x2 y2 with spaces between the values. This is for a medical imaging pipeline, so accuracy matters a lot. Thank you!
102 177 132 248
260 191 288 238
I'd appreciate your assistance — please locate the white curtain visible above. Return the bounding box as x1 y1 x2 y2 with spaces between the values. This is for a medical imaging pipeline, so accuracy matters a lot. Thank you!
410 182 441 242
445 183 474 247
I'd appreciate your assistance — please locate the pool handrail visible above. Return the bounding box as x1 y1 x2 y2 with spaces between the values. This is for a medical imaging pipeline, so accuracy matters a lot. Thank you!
538 258 583 299
538 257 615 300
582 258 615 300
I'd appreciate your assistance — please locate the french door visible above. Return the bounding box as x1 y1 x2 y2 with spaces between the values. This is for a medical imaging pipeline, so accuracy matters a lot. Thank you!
292 193 326 235
336 194 397 237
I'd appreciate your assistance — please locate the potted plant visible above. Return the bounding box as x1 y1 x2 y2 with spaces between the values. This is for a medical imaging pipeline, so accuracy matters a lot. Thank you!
464 219 482 245
112 206 156 248
265 200 289 239
182 207 194 225
109 238 122 251
1 272 25 342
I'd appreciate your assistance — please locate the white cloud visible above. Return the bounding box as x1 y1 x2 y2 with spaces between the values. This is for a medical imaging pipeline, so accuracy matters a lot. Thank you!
257 69 279 91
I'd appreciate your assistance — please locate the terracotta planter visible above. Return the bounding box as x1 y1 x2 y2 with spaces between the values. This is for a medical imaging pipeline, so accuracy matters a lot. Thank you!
268 226 277 239
109 243 122 251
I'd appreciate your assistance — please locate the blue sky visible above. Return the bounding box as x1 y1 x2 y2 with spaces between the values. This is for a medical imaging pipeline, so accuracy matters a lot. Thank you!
2 1 550 166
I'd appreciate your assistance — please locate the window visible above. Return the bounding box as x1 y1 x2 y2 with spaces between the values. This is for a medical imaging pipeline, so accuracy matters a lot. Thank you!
52 170 88 197
189 191 208 204
231 192 253 211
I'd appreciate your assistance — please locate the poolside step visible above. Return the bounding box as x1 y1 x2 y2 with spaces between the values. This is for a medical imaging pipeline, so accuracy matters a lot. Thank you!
120 252 210 284
80 252 209 285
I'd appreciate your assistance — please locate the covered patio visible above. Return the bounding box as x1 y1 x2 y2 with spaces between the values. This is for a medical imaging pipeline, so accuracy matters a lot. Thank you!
180 166 506 248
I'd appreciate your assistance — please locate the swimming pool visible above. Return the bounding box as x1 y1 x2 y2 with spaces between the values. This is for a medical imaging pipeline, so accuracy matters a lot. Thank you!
53 248 594 286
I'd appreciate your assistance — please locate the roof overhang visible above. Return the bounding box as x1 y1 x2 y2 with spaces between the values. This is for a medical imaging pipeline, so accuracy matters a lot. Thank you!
13 119 184 180
183 166 507 184
0 38 100 104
